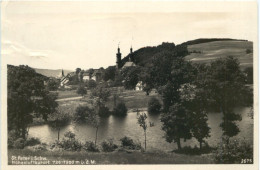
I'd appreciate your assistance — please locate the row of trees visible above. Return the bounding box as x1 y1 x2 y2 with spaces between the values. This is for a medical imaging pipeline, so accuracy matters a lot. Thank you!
142 55 253 150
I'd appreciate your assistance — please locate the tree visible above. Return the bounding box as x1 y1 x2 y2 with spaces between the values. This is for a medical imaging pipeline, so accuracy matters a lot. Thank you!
86 108 100 146
179 80 211 150
8 65 58 139
121 66 142 90
74 105 92 123
46 78 59 91
244 67 253 84
161 103 192 150
148 97 161 114
87 79 97 89
91 86 111 117
137 112 154 151
103 66 116 81
76 68 81 74
91 86 110 104
77 85 87 96
48 108 70 141
113 101 128 117
207 57 252 141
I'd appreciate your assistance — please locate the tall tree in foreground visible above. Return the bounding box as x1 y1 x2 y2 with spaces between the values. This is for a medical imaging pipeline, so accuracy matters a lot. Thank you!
161 103 192 150
207 57 252 142
137 112 154 151
8 65 58 139
86 108 100 146
48 108 70 141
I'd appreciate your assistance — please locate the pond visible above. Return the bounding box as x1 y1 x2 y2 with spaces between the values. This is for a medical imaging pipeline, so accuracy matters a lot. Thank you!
28 107 253 151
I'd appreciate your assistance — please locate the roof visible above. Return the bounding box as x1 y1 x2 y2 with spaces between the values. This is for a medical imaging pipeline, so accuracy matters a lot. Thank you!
122 62 136 68
92 70 102 76
83 72 90 76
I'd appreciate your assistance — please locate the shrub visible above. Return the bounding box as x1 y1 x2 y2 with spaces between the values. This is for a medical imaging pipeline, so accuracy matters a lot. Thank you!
214 139 253 164
120 136 141 150
98 106 111 117
64 131 76 140
74 105 93 123
54 131 83 151
13 138 25 149
83 141 99 152
8 130 18 149
113 102 128 117
101 139 118 152
87 80 97 89
77 85 87 96
32 144 47 151
25 137 41 146
148 97 161 114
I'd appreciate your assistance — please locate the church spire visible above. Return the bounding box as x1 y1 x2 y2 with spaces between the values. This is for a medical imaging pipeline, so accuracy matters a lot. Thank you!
116 44 122 69
62 69 64 77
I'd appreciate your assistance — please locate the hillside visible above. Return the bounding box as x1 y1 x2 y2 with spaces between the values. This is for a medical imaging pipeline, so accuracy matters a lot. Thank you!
121 39 253 70
185 40 253 69
34 68 73 78
122 42 187 67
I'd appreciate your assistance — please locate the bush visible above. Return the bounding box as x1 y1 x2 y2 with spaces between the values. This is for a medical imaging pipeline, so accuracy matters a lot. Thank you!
83 141 99 152
25 137 41 146
54 131 82 151
87 80 97 89
74 105 93 123
77 85 87 96
148 97 161 114
13 138 25 149
101 139 118 152
113 102 128 117
214 139 253 164
98 106 111 117
120 136 141 150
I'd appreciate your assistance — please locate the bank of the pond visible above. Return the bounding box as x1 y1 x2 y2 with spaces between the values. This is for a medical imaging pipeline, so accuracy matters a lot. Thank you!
8 149 214 164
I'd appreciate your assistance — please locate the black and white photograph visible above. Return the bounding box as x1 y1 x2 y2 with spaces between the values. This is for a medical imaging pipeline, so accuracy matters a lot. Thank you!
1 0 258 169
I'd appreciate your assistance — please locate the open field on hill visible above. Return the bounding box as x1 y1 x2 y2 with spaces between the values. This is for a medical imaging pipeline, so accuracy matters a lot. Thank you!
185 40 253 69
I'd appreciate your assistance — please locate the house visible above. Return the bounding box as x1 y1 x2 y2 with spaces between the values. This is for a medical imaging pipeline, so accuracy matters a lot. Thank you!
60 70 74 87
82 72 91 82
135 81 144 91
91 70 102 82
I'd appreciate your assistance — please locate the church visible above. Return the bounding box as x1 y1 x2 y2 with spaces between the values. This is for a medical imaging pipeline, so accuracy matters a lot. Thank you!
116 46 136 69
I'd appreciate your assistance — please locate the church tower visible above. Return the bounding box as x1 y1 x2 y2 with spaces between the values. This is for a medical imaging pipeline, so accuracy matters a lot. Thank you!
116 47 122 69
129 46 133 62
62 69 64 77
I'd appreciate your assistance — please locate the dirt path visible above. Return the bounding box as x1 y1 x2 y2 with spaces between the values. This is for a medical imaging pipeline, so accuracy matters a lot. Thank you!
56 96 83 102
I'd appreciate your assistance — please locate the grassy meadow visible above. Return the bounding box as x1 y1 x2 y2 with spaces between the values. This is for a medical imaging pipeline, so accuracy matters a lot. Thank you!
185 40 253 69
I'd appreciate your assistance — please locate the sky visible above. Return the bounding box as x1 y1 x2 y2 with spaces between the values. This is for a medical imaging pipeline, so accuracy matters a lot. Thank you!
1 1 257 70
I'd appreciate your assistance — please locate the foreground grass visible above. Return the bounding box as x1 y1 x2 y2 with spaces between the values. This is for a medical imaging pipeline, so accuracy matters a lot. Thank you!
8 149 214 164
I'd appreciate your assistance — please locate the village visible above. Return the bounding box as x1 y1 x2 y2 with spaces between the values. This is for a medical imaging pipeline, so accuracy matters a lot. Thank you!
58 46 143 91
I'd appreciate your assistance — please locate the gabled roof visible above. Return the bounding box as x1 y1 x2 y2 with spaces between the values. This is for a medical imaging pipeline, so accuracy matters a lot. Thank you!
122 61 136 68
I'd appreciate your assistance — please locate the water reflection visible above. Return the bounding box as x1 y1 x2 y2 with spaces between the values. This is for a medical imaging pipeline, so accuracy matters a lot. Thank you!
29 107 253 151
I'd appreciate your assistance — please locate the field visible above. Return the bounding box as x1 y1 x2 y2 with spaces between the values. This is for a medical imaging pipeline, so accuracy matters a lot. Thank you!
8 149 214 164
56 88 160 111
55 90 81 99
185 40 253 70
